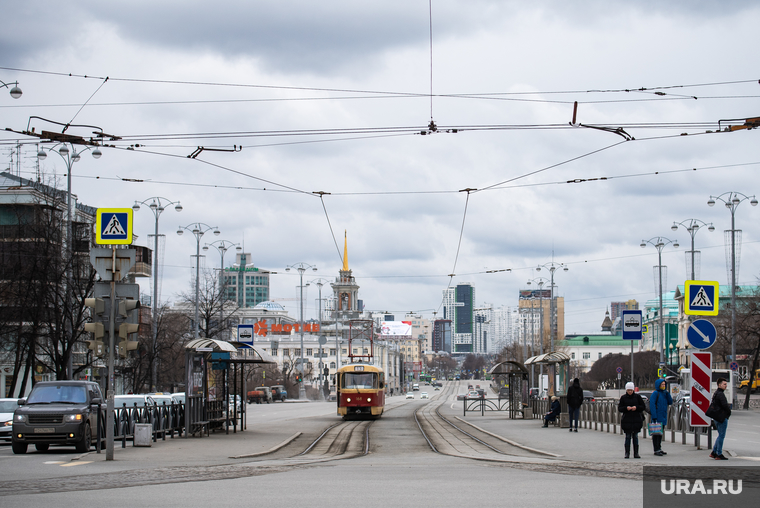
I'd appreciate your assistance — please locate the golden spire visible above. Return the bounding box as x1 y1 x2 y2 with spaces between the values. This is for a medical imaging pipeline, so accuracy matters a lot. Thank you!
342 230 349 271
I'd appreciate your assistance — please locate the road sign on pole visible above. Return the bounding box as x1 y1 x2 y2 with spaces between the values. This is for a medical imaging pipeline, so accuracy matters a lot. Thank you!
616 367 623 374
95 208 133 245
621 310 643 340
690 351 712 427
684 280 720 316
686 319 717 350
237 324 254 345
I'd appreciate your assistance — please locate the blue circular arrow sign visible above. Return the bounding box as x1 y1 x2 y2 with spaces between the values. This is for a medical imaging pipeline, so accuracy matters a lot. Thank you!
687 319 717 350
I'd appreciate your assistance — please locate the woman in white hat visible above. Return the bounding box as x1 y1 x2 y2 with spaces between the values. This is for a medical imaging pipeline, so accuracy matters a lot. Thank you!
618 382 645 458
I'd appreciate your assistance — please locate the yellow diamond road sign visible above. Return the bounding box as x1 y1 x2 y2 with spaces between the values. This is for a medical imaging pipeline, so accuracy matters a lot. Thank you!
684 280 719 316
95 208 133 245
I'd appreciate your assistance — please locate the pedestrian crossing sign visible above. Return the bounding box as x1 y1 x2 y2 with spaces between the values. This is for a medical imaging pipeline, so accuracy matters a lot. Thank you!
684 280 719 316
95 208 133 245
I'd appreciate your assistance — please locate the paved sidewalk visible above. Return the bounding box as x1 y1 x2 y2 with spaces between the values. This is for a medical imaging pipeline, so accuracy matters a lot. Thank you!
449 401 760 466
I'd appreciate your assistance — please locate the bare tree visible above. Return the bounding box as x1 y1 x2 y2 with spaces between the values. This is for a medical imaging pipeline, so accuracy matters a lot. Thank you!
176 268 240 340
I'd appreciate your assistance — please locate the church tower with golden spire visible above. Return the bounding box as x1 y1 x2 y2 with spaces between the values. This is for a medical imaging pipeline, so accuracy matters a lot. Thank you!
331 230 361 319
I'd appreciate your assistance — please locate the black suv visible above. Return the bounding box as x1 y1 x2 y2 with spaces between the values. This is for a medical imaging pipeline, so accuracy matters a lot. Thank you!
12 380 103 454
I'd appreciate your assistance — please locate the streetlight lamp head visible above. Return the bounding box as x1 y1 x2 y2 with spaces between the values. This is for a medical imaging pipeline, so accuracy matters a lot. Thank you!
732 197 741 205
751 198 758 207
285 267 291 272
175 203 183 212
671 224 678 231
535 267 541 272
725 202 732 209
235 245 242 251
177 228 184 236
58 146 69 156
673 242 679 248
71 151 81 162
9 85 22 99
157 206 165 213
640 242 646 248
708 224 715 232
707 199 715 207
192 226 200 235
213 229 221 236
91 147 102 159
37 148 46 160
149 201 158 211
563 266 569 271
313 267 318 271
132 202 140 212
202 245 209 251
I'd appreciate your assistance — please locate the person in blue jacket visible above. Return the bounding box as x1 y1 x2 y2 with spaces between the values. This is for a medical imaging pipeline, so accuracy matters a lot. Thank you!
649 378 673 456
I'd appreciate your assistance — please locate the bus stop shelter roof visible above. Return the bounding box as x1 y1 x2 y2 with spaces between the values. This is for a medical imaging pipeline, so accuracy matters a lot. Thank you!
524 351 571 366
185 338 277 363
488 361 528 375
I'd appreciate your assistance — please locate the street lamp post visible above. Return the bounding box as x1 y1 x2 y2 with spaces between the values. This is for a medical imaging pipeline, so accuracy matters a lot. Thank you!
0 79 22 99
37 143 102 378
203 240 242 340
133 197 182 391
640 237 679 364
307 278 331 401
527 277 549 388
286 263 318 399
177 223 220 339
708 192 758 407
535 262 568 353
671 219 715 281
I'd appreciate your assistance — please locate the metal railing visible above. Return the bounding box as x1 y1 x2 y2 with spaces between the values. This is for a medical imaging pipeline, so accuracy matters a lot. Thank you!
95 401 185 452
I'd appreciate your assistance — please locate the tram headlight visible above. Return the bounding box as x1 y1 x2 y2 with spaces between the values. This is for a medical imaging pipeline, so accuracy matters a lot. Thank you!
367 398 371 403
346 398 351 403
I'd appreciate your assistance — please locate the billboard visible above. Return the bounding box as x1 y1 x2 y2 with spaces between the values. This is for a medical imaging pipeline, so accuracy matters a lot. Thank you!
380 321 412 336
519 289 552 299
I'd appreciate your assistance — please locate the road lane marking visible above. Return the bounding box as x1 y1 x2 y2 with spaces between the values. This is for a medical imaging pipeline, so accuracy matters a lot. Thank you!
44 461 65 465
61 461 92 467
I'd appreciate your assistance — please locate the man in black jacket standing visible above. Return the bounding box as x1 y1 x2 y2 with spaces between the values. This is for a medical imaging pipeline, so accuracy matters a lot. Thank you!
566 378 583 432
710 378 732 460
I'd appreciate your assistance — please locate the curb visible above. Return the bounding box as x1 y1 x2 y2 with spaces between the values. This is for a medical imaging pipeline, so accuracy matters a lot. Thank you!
230 432 302 459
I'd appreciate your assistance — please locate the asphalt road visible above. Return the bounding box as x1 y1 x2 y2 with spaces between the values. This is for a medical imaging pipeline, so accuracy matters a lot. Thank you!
3 381 757 507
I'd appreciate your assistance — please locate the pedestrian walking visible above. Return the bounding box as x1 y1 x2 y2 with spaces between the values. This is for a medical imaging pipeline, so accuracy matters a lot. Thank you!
566 378 583 432
708 377 732 460
542 396 561 427
618 382 645 459
649 378 673 456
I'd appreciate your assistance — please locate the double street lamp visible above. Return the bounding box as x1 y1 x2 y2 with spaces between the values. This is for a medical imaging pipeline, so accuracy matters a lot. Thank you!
670 219 714 281
708 192 757 406
640 237 679 364
132 197 182 391
535 262 568 354
177 223 220 338
526 277 549 387
307 277 332 400
38 143 102 378
203 240 242 340
285 263 317 400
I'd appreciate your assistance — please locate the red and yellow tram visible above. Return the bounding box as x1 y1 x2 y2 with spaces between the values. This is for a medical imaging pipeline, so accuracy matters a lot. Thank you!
336 363 385 419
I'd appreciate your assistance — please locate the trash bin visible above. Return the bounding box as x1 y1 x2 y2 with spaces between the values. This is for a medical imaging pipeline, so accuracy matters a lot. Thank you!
134 424 152 447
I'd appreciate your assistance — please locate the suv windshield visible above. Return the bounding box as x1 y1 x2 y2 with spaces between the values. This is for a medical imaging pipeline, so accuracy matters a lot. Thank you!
27 385 87 404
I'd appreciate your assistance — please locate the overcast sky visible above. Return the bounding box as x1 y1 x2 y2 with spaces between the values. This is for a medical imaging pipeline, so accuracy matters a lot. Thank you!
2 1 759 334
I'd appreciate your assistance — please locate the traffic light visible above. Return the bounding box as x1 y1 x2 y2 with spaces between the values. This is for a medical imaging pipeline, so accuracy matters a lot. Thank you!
84 296 108 357
115 285 140 358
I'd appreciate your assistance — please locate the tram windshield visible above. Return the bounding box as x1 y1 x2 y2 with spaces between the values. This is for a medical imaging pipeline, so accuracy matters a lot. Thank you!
342 372 377 389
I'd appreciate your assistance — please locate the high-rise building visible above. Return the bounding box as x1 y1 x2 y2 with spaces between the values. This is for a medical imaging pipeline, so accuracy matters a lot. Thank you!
442 283 476 354
610 300 639 321
223 252 270 307
432 320 452 353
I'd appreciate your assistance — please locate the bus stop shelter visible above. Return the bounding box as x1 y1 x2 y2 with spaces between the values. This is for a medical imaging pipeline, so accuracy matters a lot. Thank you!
184 338 275 437
524 351 571 398
488 361 529 419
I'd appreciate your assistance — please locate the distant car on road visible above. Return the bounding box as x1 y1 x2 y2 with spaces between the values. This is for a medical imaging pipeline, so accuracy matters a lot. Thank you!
582 390 596 402
420 392 429 399
467 390 481 399
498 387 510 399
405 392 415 399
457 393 467 401
0 398 20 442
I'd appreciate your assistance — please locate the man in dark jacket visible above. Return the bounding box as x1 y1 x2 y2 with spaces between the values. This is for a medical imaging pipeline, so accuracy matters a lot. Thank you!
618 382 645 458
566 378 583 432
542 396 561 427
650 378 673 456
710 378 732 460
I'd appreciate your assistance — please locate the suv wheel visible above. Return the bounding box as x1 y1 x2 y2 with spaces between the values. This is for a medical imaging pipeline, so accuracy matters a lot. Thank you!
12 442 27 454
35 443 50 452
75 423 91 453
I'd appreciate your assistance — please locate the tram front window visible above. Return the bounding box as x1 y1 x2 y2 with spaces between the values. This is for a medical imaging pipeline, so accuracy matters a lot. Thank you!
343 373 377 389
